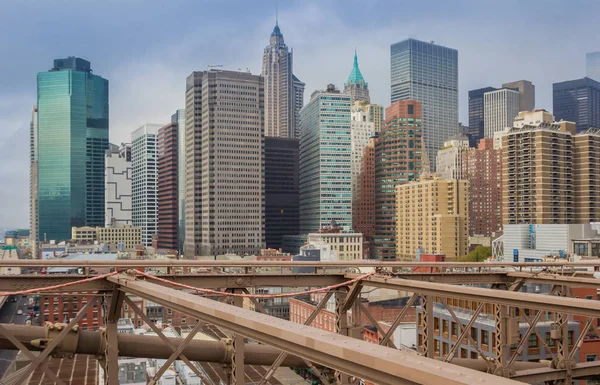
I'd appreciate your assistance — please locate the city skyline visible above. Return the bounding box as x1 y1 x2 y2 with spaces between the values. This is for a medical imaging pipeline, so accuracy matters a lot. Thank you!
1 0 600 226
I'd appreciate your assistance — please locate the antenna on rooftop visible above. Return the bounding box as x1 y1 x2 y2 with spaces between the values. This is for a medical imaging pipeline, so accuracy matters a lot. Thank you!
275 0 279 26
208 64 223 71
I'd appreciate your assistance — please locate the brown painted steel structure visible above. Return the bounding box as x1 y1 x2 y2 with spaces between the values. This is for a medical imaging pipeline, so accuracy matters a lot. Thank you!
0 261 599 384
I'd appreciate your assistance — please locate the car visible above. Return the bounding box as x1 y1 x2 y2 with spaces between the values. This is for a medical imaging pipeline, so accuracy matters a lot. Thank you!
16 310 22 315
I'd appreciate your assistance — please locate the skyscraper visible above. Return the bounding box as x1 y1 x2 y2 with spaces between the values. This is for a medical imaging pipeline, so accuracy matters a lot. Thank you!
29 106 38 256
344 52 370 102
157 122 179 250
436 134 470 180
293 75 305 138
265 137 299 249
390 39 458 170
468 87 497 145
373 101 423 260
132 124 161 246
172 109 186 253
484 88 520 139
553 77 600 133
299 84 352 233
36 57 109 241
262 23 303 138
105 143 132 228
502 80 535 112
350 106 375 210
352 136 376 242
586 52 600 82
184 70 265 256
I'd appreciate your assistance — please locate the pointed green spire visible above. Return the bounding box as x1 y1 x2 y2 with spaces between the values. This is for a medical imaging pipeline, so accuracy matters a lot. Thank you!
346 50 367 86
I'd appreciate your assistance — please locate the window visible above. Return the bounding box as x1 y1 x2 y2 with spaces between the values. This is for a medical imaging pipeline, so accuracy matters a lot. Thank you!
528 334 538 348
545 332 556 347
451 322 459 337
181 318 186 324
586 354 597 362
434 317 440 332
568 331 574 345
471 327 478 342
481 330 489 346
442 320 449 335
167 309 172 315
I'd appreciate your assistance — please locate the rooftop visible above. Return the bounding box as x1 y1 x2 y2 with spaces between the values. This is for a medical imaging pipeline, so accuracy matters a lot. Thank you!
346 51 367 86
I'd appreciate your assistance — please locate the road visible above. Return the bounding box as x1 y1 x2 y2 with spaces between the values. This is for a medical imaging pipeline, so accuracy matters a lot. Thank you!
0 295 30 378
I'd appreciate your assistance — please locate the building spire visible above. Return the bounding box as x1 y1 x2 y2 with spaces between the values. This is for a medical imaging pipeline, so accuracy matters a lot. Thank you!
275 0 278 26
346 50 366 86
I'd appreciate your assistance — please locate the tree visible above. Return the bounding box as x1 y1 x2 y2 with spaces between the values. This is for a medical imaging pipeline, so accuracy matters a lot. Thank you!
458 245 492 262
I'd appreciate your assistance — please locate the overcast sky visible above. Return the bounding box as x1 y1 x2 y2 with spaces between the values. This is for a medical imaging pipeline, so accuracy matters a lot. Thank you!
0 0 598 228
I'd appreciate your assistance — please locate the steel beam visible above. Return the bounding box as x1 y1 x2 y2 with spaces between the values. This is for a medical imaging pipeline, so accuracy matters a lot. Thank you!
507 272 600 288
351 274 600 317
512 361 600 382
108 273 524 385
0 275 115 292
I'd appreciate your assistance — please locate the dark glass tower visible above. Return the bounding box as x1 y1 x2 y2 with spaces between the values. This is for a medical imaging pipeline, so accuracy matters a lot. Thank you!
553 77 600 133
36 57 109 241
468 87 497 146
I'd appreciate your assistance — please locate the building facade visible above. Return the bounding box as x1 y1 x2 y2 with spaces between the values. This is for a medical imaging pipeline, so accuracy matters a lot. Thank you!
553 77 600 133
468 87 497 146
105 143 132 228
355 101 384 134
264 137 299 250
502 121 576 225
390 39 458 170
396 174 469 260
299 84 352 233
184 70 265 256
462 139 502 237
157 122 179 250
351 106 376 210
574 128 600 224
262 23 303 138
373 101 423 260
352 137 376 241
344 52 370 102
436 134 470 180
71 226 141 250
36 57 109 241
586 52 600 82
172 109 186 253
30 106 38 256
484 88 520 139
502 80 535 112
293 75 305 138
306 232 363 261
131 124 161 246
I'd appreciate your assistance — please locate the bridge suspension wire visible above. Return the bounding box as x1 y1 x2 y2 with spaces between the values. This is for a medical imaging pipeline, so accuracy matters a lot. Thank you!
0 271 119 296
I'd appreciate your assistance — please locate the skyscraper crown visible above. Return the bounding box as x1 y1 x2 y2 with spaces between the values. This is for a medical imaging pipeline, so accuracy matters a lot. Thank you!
346 51 367 86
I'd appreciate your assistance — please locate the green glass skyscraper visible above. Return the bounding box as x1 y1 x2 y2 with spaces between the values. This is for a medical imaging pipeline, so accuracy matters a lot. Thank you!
36 57 109 241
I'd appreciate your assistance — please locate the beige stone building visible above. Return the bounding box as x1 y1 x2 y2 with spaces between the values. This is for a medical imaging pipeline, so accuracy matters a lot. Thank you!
435 134 470 180
306 232 363 261
354 101 384 133
574 128 600 223
71 226 142 250
396 174 469 260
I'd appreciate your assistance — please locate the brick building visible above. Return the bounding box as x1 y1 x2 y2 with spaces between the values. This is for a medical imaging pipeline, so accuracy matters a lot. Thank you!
157 122 179 250
42 294 101 331
462 138 502 237
352 136 376 258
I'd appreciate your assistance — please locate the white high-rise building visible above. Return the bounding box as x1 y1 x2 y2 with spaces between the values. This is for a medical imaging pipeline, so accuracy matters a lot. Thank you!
350 106 375 206
131 124 161 246
436 134 470 180
262 23 303 138
484 88 520 139
105 143 132 228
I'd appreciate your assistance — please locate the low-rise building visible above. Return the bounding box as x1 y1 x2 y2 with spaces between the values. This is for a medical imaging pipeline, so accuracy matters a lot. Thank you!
71 226 142 250
306 232 363 261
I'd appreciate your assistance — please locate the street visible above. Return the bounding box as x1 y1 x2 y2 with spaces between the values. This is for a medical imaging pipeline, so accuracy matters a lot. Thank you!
0 295 30 377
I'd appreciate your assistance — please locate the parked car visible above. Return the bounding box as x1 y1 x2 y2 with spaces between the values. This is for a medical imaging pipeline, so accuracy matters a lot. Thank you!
17 310 23 315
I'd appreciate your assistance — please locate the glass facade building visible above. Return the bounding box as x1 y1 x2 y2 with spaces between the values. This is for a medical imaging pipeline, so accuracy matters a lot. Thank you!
468 87 497 146
299 86 352 233
390 39 458 170
172 109 185 253
587 52 600 82
553 77 600 133
36 57 109 241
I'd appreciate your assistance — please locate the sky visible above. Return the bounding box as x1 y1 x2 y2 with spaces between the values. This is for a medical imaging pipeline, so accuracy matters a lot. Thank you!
0 0 598 228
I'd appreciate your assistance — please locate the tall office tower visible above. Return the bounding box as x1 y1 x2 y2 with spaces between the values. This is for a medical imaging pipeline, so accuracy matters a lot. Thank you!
553 77 600 133
172 109 186 253
131 124 161 246
396 174 469 260
586 52 600 82
299 84 352 233
352 136 376 255
468 87 497 146
29 106 38 257
502 120 576 225
574 129 600 223
36 57 109 242
184 73 202 258
502 80 535 112
390 39 458 170
344 51 370 102
484 88 520 139
461 139 501 237
350 106 375 207
185 70 265 256
265 137 299 249
157 122 179 250
293 75 305 138
105 143 132 228
353 101 384 133
373 101 423 260
262 23 303 138
436 134 470 180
